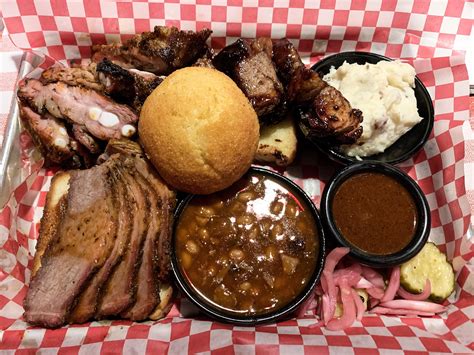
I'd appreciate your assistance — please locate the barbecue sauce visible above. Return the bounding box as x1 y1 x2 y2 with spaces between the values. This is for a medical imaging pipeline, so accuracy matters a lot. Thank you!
332 172 417 255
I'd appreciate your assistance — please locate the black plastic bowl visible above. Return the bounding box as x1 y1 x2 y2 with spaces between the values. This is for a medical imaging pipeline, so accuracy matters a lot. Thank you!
171 167 326 325
302 51 434 165
321 162 430 268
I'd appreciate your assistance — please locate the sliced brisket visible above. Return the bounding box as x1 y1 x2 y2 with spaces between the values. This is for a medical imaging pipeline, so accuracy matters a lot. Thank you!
24 158 120 328
68 161 133 324
96 161 149 318
133 157 175 281
121 172 161 320
24 138 177 327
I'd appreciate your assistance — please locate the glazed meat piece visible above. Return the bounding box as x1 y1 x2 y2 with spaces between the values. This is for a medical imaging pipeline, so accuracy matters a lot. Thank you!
92 26 212 75
298 85 363 144
271 38 305 87
213 38 284 117
271 39 362 143
96 59 163 111
271 39 327 102
18 79 138 141
288 66 328 104
24 157 120 328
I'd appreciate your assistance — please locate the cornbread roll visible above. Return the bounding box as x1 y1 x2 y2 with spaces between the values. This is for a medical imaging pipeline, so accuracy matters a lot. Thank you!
139 67 259 194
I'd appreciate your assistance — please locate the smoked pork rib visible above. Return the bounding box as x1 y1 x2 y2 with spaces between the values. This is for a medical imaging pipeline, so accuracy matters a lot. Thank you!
68 162 133 324
24 158 120 328
18 79 138 141
40 63 103 91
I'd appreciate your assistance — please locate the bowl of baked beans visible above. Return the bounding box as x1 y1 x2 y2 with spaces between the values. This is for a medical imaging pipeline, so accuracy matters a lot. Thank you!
171 167 326 325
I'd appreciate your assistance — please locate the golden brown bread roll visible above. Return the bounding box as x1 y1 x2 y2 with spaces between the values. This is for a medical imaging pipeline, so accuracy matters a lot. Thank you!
139 67 259 194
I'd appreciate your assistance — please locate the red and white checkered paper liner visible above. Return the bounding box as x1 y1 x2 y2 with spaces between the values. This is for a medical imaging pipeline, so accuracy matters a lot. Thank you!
1 1 473 353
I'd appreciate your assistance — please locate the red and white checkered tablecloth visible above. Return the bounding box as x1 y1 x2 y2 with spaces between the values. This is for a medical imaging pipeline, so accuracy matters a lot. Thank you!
0 1 473 353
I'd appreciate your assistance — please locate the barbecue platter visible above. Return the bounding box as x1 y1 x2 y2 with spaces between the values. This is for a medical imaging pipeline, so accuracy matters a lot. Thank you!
16 26 452 329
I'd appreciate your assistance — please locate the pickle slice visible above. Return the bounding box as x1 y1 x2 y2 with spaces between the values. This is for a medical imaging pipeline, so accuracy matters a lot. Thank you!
400 242 455 302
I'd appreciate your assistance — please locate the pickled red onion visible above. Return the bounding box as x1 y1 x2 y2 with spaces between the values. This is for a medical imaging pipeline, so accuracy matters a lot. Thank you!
333 268 362 287
326 281 356 331
379 299 446 313
351 289 366 321
397 279 431 301
356 277 376 289
381 267 400 303
322 293 331 324
371 307 435 317
361 266 385 288
308 247 443 331
355 276 385 301
322 248 350 321
296 292 319 318
366 287 385 299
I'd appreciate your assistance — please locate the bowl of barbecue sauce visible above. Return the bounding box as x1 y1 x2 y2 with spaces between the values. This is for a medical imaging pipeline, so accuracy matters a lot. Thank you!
171 167 325 325
321 162 430 267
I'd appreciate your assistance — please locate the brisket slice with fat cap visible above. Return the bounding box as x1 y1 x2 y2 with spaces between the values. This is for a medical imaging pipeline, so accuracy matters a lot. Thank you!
68 161 133 324
96 161 149 318
24 157 120 328
100 139 176 320
122 157 176 320
103 139 175 280
121 172 161 320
